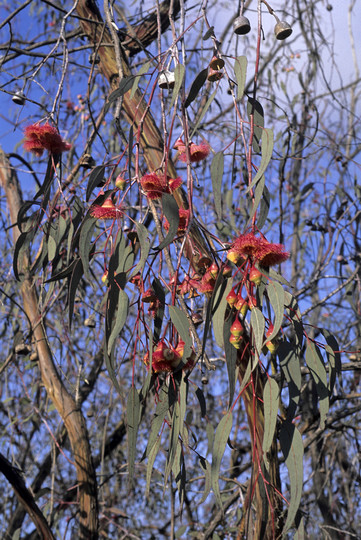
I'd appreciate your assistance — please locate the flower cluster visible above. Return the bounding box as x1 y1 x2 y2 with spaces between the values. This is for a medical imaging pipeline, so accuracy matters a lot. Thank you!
143 339 195 373
140 173 182 200
90 198 123 220
227 232 289 267
174 138 210 163
23 123 71 156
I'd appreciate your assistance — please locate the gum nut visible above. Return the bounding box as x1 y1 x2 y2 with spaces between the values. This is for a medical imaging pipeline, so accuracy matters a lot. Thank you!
233 15 251 35
274 20 293 40
158 70 176 89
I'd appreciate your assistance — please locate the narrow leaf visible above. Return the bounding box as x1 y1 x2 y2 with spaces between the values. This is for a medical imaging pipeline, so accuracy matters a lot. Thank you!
211 412 233 508
278 341 302 420
250 307 265 354
210 152 224 220
198 458 211 503
191 89 217 136
213 279 232 348
280 422 304 534
86 165 106 202
234 56 248 100
247 98 265 153
129 222 150 278
145 434 161 497
223 316 238 408
107 289 129 355
169 305 192 364
246 128 274 193
79 216 97 285
266 281 285 341
184 68 208 108
127 386 140 485
108 77 134 102
305 341 329 429
158 193 179 250
130 60 151 98
262 378 279 458
170 63 185 108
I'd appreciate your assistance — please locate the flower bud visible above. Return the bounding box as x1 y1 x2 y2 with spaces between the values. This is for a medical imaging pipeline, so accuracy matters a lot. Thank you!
229 334 243 349
249 267 262 286
230 318 244 337
235 295 248 317
115 175 126 190
226 289 237 307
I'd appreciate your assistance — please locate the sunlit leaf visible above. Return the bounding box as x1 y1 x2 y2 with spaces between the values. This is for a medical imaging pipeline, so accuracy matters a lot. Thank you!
266 280 285 341
262 378 279 460
106 288 129 355
213 278 232 348
250 307 265 354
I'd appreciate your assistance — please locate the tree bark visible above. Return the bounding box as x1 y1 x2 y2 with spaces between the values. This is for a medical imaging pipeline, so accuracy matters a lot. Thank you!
0 149 99 539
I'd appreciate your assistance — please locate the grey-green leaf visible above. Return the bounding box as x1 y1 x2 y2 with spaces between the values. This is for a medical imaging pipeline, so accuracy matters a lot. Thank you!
210 152 224 220
211 412 233 508
127 386 140 486
262 378 279 459
305 341 329 429
234 56 248 100
280 422 304 534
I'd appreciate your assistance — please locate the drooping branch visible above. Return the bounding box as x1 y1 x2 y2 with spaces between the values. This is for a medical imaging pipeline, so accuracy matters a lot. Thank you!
76 0 212 273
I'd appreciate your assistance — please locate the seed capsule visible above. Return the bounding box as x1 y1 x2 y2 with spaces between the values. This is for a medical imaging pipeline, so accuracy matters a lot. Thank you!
233 15 251 35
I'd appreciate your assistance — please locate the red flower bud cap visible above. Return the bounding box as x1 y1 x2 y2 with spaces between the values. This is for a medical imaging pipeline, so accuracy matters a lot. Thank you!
249 267 262 286
178 142 210 163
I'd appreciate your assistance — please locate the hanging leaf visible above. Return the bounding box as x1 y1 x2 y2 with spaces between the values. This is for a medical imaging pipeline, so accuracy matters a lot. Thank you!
184 68 208 108
79 216 97 285
305 341 329 429
47 235 57 262
211 412 233 508
170 63 185 108
203 26 215 40
128 125 133 181
157 193 179 250
129 222 150 278
130 60 151 98
246 174 265 226
246 128 274 193
250 307 265 354
278 340 302 420
191 89 217 136
213 279 232 348
68 258 83 329
108 77 134 102
210 152 224 220
195 387 207 418
280 422 304 534
234 56 248 100
103 341 123 396
223 316 238 408
257 184 270 229
262 378 279 459
106 288 129 355
266 280 285 341
320 329 341 393
164 401 181 485
127 386 140 486
86 165 106 202
247 98 264 153
169 305 192 364
145 434 161 497
198 458 211 503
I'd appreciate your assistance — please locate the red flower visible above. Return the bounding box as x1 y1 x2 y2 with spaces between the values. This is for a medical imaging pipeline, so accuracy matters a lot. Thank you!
140 173 182 200
164 208 190 235
23 123 71 156
178 142 210 163
144 341 182 373
227 233 289 267
90 198 123 220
